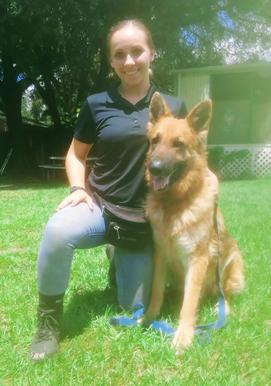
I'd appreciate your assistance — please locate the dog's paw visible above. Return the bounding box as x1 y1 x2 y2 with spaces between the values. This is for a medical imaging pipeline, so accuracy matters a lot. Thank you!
137 314 154 327
137 305 160 326
172 324 194 355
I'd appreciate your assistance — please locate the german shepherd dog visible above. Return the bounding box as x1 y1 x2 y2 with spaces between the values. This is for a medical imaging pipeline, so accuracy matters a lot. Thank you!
141 92 244 353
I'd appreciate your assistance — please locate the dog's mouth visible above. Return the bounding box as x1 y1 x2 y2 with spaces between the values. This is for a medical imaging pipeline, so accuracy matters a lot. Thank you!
152 175 171 192
150 162 187 192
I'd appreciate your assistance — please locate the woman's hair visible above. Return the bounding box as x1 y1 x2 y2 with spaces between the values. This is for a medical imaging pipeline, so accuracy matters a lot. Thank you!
106 19 155 58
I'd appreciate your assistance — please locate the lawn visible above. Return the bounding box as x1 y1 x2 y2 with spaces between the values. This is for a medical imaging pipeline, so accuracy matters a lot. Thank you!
0 178 271 385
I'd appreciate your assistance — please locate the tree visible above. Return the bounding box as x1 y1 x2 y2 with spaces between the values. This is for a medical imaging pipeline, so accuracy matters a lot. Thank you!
0 1 33 173
1 0 271 176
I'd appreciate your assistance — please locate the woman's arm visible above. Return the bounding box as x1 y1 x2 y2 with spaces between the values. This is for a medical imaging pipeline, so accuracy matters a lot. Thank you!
65 138 91 188
57 138 94 210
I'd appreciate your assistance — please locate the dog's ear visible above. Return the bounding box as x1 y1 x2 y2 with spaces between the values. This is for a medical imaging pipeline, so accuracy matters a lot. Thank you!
149 92 171 124
187 100 212 138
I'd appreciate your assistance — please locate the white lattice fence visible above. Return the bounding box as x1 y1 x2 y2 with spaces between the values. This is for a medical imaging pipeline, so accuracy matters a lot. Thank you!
208 144 271 178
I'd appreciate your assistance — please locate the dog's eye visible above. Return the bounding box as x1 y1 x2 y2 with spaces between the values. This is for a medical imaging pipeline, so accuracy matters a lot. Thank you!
151 135 160 146
173 139 185 149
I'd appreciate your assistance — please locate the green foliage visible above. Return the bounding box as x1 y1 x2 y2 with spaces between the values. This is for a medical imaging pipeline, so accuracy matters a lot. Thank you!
1 1 271 172
0 178 271 385
2 1 271 126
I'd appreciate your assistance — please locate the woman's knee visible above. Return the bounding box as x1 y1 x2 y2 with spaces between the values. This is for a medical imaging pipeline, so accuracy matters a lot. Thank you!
45 219 70 245
41 210 81 252
40 203 106 252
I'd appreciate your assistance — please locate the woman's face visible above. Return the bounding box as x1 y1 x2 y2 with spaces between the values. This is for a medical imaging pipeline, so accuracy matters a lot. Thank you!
109 25 154 89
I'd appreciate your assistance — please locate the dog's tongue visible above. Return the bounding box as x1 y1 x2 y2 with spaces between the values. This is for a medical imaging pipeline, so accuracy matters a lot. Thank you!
152 176 170 191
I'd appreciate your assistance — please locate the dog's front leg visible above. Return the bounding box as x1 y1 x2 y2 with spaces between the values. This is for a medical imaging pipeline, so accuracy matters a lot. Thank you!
172 254 208 353
139 250 167 324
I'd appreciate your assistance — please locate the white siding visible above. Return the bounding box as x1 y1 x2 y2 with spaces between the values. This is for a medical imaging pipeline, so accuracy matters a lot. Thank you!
176 73 210 110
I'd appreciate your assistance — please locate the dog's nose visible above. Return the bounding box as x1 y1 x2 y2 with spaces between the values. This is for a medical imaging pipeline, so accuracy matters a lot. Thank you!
148 160 164 177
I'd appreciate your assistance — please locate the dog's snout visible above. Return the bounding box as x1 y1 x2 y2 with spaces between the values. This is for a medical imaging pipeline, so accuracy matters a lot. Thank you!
148 160 164 177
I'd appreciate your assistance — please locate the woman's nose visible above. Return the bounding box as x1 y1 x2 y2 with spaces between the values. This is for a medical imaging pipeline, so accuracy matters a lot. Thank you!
124 54 135 65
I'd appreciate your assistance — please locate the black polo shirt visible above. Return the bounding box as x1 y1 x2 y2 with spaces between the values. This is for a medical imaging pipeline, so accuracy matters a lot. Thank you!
74 85 186 207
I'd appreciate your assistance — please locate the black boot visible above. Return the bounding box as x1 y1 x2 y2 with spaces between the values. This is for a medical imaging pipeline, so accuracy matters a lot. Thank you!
29 293 64 361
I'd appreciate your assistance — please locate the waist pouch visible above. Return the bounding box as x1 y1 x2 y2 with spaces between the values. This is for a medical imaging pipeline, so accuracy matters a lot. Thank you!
94 193 152 249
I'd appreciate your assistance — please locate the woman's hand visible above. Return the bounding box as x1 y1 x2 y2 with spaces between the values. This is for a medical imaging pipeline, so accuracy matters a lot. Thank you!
57 189 94 211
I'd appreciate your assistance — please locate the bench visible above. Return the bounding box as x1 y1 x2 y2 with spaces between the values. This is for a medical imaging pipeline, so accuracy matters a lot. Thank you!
38 164 66 180
39 156 93 180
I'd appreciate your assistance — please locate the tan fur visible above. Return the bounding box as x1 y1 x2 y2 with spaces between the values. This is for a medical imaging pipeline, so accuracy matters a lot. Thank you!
142 93 244 353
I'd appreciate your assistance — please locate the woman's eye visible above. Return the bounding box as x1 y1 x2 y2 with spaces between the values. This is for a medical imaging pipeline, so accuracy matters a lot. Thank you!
114 51 125 60
131 47 143 58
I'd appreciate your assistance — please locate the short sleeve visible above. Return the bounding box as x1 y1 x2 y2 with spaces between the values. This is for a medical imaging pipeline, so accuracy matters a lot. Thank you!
73 100 96 144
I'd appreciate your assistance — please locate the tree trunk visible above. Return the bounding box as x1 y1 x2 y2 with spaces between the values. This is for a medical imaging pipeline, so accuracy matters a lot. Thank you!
1 53 32 177
34 74 72 155
93 41 111 93
35 75 62 130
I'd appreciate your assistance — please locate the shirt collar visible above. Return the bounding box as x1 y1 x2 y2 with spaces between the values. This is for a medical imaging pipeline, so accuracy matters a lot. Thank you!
106 84 157 107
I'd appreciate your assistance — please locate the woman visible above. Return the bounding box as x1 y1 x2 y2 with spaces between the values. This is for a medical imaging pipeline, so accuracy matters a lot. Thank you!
29 19 187 361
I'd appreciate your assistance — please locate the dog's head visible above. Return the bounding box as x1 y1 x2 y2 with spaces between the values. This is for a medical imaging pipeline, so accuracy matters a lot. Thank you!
146 92 212 192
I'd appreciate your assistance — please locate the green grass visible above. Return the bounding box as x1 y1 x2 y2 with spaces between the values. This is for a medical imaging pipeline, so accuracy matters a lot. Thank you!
0 178 271 385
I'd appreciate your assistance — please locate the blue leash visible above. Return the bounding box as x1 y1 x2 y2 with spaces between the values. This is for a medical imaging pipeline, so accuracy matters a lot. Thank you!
109 304 175 336
110 285 226 342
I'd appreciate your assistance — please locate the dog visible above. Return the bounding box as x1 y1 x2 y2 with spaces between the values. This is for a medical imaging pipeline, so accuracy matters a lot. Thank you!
140 92 244 353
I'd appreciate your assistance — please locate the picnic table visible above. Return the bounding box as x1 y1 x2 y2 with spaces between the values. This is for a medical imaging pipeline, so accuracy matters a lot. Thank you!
38 157 65 180
39 156 92 180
